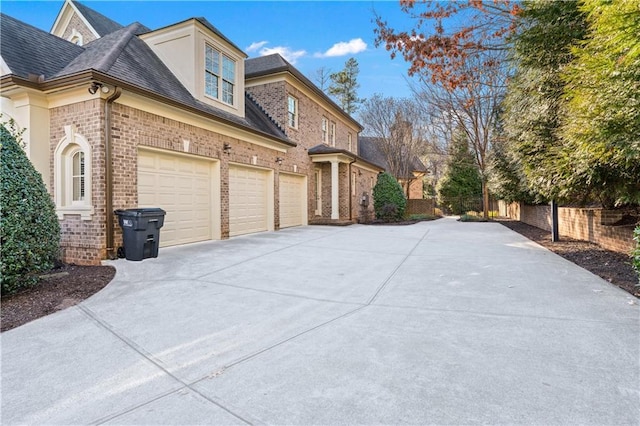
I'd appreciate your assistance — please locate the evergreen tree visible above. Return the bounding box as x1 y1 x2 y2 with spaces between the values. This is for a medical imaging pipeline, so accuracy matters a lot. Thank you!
437 131 482 214
501 0 588 204
328 58 363 114
561 0 640 207
1 122 60 295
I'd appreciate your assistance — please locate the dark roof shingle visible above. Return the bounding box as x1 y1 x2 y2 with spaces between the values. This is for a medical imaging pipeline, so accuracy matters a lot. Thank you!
1 14 292 145
0 13 84 79
358 136 428 177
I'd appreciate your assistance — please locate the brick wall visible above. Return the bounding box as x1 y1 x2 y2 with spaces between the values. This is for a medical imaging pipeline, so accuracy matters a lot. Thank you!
110 103 287 243
500 201 636 254
50 99 106 265
247 80 365 223
61 12 98 44
406 199 435 216
408 178 423 200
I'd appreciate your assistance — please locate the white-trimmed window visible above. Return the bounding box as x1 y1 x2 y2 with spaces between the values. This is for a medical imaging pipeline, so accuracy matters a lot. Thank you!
348 133 353 152
54 125 93 220
287 95 298 128
330 121 336 147
322 117 328 143
205 44 235 105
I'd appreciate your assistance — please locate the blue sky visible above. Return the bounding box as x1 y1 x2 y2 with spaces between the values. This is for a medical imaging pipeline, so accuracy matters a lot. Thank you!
1 1 422 101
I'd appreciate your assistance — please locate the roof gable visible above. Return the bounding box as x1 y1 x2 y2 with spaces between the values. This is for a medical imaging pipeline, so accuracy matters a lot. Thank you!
245 53 363 132
71 0 124 36
51 0 124 41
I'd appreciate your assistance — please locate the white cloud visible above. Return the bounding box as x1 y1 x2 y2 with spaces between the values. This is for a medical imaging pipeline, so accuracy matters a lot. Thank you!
316 38 367 58
246 41 268 52
259 46 307 64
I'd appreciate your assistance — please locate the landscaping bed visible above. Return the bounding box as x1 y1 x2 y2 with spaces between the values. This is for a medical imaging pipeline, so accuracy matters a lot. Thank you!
497 219 639 298
1 264 115 332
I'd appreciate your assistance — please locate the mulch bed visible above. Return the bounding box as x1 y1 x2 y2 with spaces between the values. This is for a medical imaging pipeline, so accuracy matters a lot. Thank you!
497 219 639 298
1 265 115 332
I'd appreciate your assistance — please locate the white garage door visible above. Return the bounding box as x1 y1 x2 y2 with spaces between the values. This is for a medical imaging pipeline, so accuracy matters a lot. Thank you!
229 165 269 236
138 150 213 247
279 173 306 228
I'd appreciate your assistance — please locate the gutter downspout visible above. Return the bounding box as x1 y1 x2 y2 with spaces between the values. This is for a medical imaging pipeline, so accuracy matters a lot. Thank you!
348 159 356 221
105 86 122 259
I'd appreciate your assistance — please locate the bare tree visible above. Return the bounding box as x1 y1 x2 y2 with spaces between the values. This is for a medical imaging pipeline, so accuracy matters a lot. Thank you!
360 94 428 197
412 51 507 218
314 67 331 92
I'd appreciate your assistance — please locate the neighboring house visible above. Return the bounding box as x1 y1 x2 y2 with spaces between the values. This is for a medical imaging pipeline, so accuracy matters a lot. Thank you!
0 0 383 265
359 136 428 200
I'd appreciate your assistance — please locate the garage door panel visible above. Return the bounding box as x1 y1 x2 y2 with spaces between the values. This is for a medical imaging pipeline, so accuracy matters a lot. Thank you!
229 165 269 237
279 174 305 228
138 150 214 247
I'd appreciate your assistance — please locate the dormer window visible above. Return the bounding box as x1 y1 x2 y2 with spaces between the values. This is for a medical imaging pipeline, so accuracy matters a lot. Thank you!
205 44 235 105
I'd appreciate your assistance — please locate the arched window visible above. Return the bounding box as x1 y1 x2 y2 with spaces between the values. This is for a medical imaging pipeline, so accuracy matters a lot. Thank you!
68 28 83 46
54 125 93 219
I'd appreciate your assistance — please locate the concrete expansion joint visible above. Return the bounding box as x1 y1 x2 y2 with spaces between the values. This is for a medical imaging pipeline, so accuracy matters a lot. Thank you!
75 304 254 425
184 228 434 384
197 278 365 307
191 228 350 281
365 228 431 306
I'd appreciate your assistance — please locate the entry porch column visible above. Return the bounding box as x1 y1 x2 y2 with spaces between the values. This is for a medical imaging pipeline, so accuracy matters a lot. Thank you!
331 160 339 219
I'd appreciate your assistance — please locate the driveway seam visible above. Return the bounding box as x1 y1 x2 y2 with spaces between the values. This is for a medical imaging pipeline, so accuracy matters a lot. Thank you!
76 304 255 426
186 226 434 384
191 227 351 281
365 228 431 305
194 278 366 307
368 302 639 325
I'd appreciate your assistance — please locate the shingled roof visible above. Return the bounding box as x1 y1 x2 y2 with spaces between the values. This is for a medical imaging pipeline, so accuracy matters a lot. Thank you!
70 0 124 36
308 144 384 171
0 13 84 79
358 136 428 178
1 13 292 146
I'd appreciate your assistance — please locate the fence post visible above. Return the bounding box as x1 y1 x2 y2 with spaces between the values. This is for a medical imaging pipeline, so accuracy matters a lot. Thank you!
551 200 560 242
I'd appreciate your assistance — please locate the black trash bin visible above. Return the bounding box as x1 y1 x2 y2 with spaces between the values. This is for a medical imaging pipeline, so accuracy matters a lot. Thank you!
115 208 166 261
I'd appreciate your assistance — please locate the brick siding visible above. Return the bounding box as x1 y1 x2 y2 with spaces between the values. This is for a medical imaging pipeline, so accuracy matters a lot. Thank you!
500 201 636 254
61 12 98 44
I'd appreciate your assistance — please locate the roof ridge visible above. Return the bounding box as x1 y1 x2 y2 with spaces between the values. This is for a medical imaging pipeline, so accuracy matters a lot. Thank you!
91 23 142 73
245 92 287 134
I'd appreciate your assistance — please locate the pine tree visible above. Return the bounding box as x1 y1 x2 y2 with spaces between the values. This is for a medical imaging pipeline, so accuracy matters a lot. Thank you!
328 58 363 114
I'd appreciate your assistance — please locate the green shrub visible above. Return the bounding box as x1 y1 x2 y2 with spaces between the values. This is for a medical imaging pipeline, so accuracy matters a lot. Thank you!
459 212 489 222
1 123 60 295
373 172 406 222
632 225 640 284
406 213 439 221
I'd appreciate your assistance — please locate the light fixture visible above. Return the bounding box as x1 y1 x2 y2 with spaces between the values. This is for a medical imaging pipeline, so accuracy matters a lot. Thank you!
223 143 232 154
276 157 283 165
88 82 103 94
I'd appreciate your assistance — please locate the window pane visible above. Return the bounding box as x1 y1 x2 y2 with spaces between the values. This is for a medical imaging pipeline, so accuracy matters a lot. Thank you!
206 72 218 98
72 151 85 202
205 46 220 75
222 56 235 83
222 80 233 104
288 96 296 127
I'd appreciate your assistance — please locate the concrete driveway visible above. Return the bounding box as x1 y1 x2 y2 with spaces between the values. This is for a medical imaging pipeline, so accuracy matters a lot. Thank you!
2 218 639 425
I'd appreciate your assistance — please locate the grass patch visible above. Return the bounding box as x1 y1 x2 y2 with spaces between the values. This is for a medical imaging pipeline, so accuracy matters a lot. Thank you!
458 212 490 222
406 213 441 221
